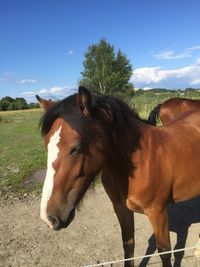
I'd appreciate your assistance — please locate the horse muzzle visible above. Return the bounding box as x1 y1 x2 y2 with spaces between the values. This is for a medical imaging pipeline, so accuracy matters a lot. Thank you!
48 208 75 231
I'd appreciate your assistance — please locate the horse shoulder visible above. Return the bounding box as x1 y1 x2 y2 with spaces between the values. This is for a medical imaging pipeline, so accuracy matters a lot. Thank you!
126 127 172 213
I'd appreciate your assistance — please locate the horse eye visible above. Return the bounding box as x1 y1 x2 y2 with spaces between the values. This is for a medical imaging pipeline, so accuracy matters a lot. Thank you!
70 143 83 155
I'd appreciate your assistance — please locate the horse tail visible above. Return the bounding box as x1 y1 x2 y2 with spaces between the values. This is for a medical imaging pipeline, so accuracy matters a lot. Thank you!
147 104 161 126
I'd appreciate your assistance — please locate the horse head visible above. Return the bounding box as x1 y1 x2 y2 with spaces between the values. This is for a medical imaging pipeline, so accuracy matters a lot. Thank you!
37 87 109 230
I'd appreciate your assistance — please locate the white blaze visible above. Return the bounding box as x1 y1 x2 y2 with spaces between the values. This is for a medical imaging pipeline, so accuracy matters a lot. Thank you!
40 126 62 228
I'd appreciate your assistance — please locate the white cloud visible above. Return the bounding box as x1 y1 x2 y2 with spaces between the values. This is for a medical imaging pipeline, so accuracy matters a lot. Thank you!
196 57 200 65
153 45 200 60
38 86 76 96
153 50 192 60
17 79 37 84
21 85 77 103
132 65 200 89
38 86 65 95
50 86 63 93
132 67 161 84
38 88 48 94
67 49 74 55
186 45 200 51
21 91 36 96
191 79 200 85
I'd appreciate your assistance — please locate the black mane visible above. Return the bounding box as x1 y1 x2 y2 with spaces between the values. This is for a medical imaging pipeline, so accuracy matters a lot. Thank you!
93 95 145 175
40 93 148 175
40 94 101 143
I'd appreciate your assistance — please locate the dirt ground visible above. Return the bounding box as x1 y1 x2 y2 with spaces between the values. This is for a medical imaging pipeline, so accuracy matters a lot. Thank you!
1 184 200 267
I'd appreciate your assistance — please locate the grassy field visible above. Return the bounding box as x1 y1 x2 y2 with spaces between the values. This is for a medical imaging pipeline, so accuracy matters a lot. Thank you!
128 89 200 119
0 90 200 193
0 109 46 193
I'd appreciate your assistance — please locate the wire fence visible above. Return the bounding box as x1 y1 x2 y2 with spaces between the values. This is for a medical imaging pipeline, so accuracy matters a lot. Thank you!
83 245 199 267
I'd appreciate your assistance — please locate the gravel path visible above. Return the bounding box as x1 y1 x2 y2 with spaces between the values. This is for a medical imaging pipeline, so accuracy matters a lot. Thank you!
1 186 200 267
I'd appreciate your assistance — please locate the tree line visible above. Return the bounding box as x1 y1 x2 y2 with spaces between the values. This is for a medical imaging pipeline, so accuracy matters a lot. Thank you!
0 96 39 111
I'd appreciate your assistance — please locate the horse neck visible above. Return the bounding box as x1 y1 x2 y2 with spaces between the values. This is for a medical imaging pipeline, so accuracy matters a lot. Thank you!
105 116 146 177
94 95 151 176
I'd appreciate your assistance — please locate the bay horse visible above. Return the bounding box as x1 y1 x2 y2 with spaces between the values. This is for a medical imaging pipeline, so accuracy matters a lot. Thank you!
148 97 200 125
37 87 200 267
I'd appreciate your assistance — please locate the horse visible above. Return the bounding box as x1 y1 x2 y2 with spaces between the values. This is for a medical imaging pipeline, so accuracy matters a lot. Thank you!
148 98 200 126
36 87 200 267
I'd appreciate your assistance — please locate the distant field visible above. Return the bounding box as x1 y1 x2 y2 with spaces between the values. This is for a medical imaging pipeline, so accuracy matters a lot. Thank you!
0 109 46 192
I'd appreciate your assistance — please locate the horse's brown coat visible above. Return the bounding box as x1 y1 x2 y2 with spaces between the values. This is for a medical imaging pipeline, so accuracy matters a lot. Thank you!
38 87 200 267
148 98 200 125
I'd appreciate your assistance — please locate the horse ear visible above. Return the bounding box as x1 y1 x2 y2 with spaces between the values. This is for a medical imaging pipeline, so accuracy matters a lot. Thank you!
36 95 55 110
77 86 92 116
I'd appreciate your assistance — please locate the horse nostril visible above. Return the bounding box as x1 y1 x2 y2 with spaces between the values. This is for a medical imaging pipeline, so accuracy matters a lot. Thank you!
48 214 61 230
48 215 56 224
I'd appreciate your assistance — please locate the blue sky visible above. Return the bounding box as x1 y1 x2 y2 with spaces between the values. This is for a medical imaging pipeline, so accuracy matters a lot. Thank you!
1 0 200 102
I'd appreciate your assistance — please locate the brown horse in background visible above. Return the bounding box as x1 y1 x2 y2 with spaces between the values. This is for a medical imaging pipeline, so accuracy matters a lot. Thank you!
37 87 200 267
148 98 200 125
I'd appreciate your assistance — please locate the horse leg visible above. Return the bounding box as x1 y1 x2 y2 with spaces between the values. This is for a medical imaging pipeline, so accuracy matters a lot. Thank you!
101 173 135 267
113 203 135 267
147 207 172 267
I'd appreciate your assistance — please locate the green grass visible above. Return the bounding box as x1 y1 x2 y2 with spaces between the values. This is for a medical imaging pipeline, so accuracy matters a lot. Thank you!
0 109 46 193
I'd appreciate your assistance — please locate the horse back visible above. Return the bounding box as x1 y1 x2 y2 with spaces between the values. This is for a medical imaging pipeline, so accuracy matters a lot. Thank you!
160 98 200 124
